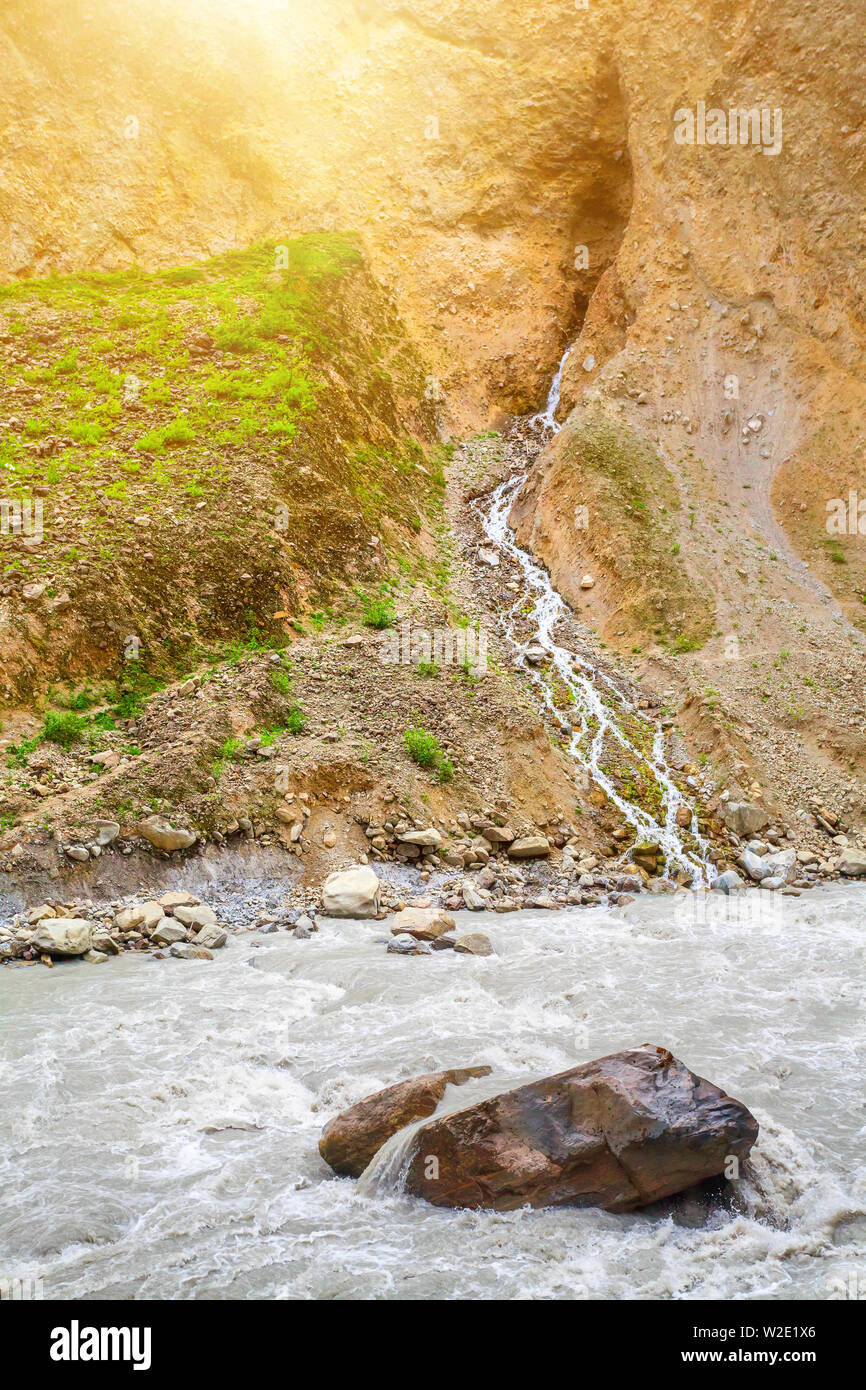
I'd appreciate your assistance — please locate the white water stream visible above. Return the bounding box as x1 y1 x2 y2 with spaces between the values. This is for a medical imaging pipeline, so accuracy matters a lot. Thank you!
1 885 864 1299
474 348 712 882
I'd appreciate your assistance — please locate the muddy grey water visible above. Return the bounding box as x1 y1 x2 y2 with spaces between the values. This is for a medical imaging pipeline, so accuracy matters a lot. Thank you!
2 883 864 1300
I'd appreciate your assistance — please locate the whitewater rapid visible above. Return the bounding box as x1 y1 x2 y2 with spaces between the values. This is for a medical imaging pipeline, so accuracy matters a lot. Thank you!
473 349 712 882
1 881 864 1300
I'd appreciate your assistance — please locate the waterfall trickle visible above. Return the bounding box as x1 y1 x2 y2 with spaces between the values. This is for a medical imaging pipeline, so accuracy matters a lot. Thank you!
475 348 712 884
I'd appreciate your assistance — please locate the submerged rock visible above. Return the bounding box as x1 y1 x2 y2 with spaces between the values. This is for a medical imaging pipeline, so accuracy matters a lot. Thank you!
453 932 493 956
387 935 432 956
400 1045 758 1213
170 943 213 960
319 1066 493 1178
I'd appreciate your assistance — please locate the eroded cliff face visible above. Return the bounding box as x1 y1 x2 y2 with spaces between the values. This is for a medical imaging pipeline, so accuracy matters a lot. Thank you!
1 0 865 814
0 0 634 427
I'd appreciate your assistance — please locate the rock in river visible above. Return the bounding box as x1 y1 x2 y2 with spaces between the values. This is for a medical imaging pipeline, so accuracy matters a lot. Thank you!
389 907 455 940
319 1066 493 1178
453 932 493 956
399 1045 758 1212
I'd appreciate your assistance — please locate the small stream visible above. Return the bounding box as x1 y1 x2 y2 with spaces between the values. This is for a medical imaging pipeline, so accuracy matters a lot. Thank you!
474 350 711 882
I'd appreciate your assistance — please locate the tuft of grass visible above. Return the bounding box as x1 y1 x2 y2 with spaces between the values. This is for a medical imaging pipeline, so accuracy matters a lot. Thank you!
110 669 164 719
362 594 396 629
403 725 440 767
6 734 42 768
42 710 88 747
269 669 292 697
403 724 453 781
285 703 307 735
212 736 243 779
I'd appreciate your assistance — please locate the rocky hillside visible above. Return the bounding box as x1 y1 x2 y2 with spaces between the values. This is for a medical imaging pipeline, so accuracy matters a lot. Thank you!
0 235 441 701
1 0 864 853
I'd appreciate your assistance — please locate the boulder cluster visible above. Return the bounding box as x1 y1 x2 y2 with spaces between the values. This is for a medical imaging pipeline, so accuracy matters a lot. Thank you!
0 890 228 965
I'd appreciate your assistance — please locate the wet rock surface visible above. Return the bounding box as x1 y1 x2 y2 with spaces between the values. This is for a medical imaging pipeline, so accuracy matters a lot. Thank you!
319 1066 493 1178
399 1046 758 1213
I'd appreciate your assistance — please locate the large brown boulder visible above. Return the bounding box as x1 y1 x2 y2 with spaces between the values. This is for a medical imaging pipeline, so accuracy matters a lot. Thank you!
319 1066 492 1178
401 1046 758 1212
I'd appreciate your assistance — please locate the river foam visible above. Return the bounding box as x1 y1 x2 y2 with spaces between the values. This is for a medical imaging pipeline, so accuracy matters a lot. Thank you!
1 882 863 1300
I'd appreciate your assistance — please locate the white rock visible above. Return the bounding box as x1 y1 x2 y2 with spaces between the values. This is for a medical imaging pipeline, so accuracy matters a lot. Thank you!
173 904 218 929
737 849 772 882
31 919 92 956
138 816 197 851
837 848 866 877
461 880 489 911
321 865 381 919
398 828 443 848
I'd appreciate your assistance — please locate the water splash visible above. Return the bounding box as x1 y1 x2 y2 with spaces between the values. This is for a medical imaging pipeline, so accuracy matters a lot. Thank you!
357 1072 511 1198
475 348 712 884
530 344 571 433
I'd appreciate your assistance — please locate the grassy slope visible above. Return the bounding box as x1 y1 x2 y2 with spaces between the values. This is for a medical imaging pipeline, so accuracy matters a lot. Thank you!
0 234 442 703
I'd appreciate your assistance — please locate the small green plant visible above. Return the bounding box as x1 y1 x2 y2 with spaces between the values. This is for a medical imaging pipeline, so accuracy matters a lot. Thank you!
668 634 703 655
6 734 42 768
403 725 439 767
66 688 95 711
212 736 243 779
42 710 88 747
110 669 163 718
362 594 396 629
285 703 307 735
270 669 292 697
403 724 453 781
436 755 454 783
